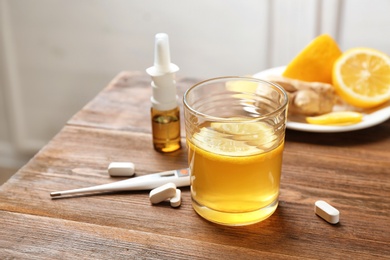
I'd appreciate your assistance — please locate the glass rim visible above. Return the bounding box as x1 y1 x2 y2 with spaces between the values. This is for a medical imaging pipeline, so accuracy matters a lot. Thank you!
183 76 288 122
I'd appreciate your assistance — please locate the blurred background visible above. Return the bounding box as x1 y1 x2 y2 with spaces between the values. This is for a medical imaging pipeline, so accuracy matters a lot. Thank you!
1 0 390 183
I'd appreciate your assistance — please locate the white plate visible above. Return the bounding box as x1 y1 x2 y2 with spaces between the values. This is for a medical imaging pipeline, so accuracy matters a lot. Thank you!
253 66 390 133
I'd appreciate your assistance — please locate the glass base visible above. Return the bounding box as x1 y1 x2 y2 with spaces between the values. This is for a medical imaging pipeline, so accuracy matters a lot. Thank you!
192 199 278 226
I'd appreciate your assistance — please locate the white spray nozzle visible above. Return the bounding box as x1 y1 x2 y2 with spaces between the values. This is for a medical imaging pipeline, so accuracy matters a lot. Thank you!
147 33 179 76
146 33 180 111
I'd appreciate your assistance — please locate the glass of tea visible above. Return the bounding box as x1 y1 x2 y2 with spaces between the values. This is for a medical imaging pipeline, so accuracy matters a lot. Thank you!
183 77 288 226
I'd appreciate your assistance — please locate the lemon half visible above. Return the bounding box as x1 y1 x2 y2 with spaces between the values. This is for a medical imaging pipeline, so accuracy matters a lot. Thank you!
283 34 342 84
332 47 390 108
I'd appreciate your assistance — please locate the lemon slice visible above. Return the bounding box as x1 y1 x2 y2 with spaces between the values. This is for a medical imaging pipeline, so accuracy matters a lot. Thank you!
225 79 258 93
332 47 390 108
306 111 363 126
211 121 277 149
192 127 262 156
225 79 261 101
283 34 342 83
211 121 271 136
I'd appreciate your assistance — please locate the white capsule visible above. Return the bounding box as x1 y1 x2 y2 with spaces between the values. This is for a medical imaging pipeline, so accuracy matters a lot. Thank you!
170 189 181 208
108 162 135 177
149 183 177 204
314 200 340 224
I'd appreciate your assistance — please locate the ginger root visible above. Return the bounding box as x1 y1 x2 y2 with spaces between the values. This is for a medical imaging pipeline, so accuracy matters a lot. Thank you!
264 75 336 116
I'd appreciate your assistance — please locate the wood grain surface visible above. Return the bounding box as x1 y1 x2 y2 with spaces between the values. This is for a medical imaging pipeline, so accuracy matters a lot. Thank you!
1 71 389 259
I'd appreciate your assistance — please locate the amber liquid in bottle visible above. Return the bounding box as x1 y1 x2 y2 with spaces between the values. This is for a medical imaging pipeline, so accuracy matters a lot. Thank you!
151 106 181 153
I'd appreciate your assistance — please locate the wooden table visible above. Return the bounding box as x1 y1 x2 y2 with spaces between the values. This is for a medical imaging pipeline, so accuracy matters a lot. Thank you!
1 71 389 259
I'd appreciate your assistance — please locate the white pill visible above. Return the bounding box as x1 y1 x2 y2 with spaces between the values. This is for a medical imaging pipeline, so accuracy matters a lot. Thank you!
108 162 135 177
149 183 177 204
314 200 340 224
170 189 182 208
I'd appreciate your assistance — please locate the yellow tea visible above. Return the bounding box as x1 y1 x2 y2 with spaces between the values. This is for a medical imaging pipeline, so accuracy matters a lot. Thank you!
187 123 284 225
183 77 288 225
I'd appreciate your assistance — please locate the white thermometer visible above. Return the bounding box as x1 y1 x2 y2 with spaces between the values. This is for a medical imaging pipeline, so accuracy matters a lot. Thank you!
50 168 190 198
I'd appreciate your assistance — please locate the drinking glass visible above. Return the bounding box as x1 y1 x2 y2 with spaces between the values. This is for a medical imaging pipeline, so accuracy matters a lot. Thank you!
183 77 288 226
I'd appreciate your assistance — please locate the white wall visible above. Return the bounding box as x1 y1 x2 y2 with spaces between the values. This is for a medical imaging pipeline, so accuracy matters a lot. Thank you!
1 0 390 170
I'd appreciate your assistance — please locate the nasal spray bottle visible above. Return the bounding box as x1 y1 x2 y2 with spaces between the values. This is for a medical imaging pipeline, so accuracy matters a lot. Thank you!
146 33 181 153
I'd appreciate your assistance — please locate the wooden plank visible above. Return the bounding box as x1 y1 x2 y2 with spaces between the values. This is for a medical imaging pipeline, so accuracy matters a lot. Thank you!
0 124 389 258
67 71 200 134
0 210 296 259
0 202 388 259
1 72 389 258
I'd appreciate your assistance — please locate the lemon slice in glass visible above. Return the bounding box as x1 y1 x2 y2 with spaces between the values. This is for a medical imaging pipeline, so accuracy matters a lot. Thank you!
210 121 277 149
192 127 263 156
